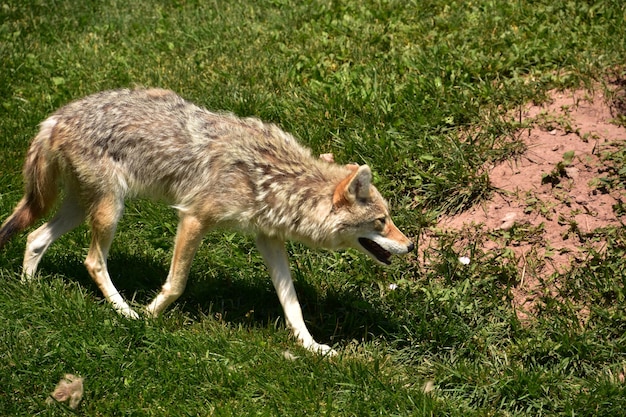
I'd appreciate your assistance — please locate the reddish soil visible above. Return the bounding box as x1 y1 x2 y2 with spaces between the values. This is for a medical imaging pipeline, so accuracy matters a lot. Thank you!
421 81 626 320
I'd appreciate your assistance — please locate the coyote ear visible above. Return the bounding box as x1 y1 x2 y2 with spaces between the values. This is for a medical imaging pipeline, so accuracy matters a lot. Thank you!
333 165 372 208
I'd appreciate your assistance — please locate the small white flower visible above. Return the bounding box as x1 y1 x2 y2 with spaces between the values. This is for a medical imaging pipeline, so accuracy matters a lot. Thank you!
422 380 436 394
458 256 471 265
388 283 398 291
282 350 298 361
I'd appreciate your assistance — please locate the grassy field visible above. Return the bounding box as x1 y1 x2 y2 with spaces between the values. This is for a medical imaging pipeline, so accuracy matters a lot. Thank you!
1 0 626 415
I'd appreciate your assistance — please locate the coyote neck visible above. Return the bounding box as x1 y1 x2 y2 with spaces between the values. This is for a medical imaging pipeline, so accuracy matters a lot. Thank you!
251 172 339 247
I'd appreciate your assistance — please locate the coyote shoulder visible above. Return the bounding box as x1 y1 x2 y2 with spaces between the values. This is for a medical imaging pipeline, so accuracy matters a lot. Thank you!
0 88 413 354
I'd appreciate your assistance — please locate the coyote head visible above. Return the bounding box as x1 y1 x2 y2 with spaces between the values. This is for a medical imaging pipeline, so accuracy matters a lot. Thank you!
331 165 414 265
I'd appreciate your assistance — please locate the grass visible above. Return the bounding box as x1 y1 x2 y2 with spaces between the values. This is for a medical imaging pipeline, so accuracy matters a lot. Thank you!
1 0 626 415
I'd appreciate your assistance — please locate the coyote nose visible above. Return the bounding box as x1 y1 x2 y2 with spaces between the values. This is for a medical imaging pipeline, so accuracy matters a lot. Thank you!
407 242 415 252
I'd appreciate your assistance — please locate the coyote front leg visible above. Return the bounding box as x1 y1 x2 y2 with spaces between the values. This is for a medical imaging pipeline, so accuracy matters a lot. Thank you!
146 213 207 317
256 233 336 356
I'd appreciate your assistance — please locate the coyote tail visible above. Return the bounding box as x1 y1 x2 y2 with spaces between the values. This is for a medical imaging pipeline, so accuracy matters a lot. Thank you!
0 118 59 249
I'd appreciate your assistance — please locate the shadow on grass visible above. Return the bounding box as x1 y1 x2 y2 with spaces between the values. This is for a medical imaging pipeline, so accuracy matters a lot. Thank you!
35 250 402 348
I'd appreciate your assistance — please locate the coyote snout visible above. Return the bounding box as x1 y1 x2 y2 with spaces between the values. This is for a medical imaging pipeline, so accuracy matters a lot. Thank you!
357 219 415 266
0 88 413 355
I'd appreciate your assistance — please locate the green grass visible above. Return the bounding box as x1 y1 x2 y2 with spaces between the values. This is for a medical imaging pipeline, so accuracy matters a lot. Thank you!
1 0 626 415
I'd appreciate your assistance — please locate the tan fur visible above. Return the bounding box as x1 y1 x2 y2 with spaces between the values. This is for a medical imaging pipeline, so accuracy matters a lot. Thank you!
0 119 60 249
0 88 414 355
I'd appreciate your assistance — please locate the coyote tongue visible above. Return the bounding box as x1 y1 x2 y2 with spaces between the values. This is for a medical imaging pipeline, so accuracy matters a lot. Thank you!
358 238 392 265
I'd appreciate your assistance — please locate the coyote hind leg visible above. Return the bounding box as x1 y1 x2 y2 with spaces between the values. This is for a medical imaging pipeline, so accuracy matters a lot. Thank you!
23 194 87 280
83 195 138 319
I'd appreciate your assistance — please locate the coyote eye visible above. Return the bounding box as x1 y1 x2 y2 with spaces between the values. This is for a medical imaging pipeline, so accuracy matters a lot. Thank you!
374 217 386 230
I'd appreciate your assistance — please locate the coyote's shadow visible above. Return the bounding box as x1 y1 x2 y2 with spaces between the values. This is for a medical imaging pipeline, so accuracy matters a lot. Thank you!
40 251 401 347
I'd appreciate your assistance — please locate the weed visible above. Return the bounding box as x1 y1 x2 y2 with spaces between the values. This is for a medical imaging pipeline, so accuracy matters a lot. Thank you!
541 150 577 187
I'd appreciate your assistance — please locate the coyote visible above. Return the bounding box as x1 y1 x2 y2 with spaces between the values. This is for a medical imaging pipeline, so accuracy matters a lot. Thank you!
0 88 414 354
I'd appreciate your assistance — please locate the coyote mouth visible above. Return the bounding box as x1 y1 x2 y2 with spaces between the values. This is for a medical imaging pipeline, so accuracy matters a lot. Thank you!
358 238 392 265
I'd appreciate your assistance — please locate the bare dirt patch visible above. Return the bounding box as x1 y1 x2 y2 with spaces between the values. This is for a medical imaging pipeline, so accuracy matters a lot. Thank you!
421 82 626 320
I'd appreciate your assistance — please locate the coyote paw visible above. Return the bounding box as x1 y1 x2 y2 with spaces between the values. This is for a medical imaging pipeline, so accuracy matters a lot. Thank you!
116 305 140 320
306 341 337 357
